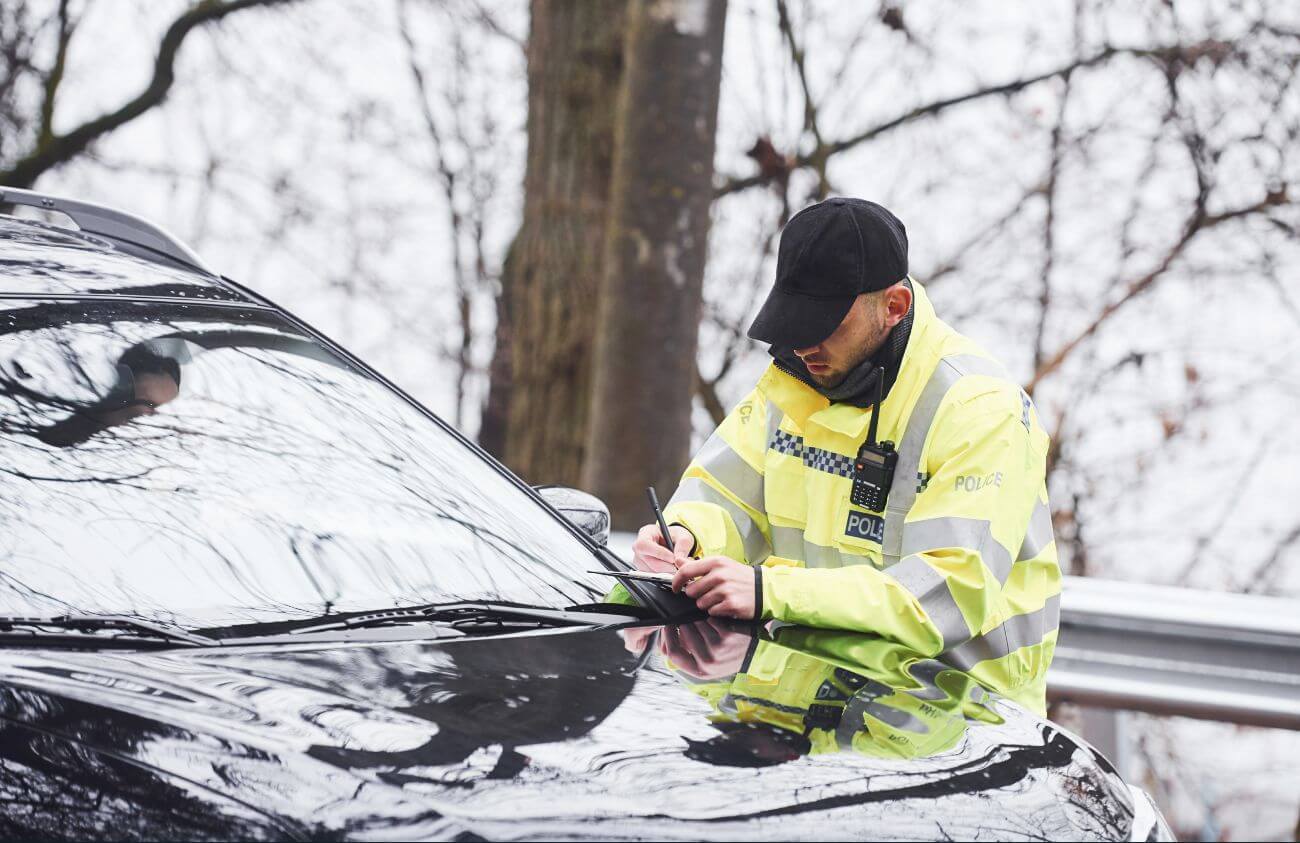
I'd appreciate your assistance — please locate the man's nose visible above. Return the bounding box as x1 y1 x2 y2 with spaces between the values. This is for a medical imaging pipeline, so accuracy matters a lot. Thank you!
793 343 820 359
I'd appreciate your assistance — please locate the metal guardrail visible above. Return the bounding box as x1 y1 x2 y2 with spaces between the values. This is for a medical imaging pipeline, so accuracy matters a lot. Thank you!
1049 575 1300 730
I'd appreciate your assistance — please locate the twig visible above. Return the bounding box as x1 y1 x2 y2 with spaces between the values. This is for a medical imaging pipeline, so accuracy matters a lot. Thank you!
1027 188 1291 391
2 0 297 188
715 39 1244 198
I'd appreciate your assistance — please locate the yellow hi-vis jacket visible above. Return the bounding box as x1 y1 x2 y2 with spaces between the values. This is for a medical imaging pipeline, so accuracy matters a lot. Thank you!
664 280 1060 714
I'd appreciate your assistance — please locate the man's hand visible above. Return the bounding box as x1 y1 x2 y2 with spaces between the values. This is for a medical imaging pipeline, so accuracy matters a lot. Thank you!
620 624 660 656
661 618 752 680
631 522 694 573
672 556 759 620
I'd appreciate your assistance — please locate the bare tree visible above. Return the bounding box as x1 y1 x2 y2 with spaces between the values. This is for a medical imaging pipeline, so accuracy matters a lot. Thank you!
478 0 629 483
584 0 729 528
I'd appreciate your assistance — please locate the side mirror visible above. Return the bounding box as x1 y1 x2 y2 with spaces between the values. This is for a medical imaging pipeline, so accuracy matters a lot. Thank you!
535 485 611 546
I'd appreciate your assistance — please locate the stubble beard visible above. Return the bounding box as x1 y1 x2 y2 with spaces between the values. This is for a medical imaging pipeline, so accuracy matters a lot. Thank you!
811 311 890 388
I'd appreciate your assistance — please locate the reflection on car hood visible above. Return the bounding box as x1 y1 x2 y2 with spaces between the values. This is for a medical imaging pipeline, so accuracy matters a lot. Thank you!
0 623 1135 841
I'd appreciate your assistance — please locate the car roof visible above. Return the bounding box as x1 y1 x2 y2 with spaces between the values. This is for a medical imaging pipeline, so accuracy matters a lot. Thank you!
0 215 252 304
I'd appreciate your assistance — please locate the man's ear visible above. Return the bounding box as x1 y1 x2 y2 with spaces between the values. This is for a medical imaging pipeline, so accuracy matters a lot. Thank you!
883 281 912 328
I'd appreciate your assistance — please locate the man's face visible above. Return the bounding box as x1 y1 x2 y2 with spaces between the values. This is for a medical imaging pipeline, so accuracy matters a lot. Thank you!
792 292 892 388
99 371 181 426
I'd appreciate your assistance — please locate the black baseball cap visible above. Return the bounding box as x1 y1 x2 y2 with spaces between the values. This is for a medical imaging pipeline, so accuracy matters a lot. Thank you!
747 197 908 349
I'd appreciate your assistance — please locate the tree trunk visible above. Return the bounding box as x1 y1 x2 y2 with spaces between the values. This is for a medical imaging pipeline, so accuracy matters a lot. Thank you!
584 0 728 529
478 0 628 485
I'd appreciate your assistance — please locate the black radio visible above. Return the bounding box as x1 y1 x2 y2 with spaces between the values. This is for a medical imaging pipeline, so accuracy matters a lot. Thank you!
851 440 896 511
849 365 896 512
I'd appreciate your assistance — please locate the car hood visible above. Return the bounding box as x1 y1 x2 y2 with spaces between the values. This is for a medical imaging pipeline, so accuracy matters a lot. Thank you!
0 621 1135 841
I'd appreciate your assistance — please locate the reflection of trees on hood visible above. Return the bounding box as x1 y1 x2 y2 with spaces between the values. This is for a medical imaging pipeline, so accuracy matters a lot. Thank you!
307 632 639 779
0 686 292 840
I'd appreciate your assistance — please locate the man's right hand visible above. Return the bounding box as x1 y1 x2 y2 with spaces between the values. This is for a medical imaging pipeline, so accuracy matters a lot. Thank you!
661 618 752 680
631 523 694 573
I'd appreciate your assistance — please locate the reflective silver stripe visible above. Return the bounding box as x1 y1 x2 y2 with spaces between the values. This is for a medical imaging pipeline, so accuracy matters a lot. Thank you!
882 354 1013 566
887 554 970 648
865 701 929 733
693 429 764 513
941 593 1061 671
832 544 872 568
801 540 842 569
769 524 871 569
770 524 805 559
670 477 769 563
764 399 785 449
1043 588 1061 630
1018 498 1054 562
836 690 929 748
834 682 883 746
901 516 1013 583
904 659 951 701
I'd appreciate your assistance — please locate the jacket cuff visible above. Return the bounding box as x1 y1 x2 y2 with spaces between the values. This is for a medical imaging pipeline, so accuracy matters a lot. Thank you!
758 563 804 622
752 565 764 622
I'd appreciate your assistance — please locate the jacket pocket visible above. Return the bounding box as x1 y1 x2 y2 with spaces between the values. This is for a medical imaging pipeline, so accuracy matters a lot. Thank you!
833 496 886 566
763 449 808 527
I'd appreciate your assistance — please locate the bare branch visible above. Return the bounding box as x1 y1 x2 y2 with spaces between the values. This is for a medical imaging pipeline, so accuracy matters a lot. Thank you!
715 39 1246 198
694 362 727 427
774 0 828 197
37 0 75 148
921 182 1042 286
2 0 297 189
1173 434 1273 585
1027 188 1291 391
460 0 524 53
1241 520 1300 595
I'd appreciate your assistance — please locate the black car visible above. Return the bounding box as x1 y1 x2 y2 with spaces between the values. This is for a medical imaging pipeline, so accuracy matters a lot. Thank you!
0 187 1172 841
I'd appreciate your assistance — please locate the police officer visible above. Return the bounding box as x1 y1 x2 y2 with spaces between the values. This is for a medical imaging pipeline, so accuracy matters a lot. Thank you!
628 198 1061 713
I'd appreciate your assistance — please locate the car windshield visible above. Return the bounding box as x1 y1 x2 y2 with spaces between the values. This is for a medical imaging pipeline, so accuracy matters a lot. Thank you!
0 297 606 628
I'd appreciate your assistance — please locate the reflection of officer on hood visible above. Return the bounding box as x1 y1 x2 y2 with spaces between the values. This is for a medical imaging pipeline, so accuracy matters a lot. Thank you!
649 619 1002 768
34 331 346 448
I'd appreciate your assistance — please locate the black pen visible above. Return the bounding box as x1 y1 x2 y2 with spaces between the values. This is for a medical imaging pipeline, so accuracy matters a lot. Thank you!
646 486 676 555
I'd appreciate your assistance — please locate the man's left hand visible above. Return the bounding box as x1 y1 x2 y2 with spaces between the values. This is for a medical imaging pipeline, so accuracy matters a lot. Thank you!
672 555 758 620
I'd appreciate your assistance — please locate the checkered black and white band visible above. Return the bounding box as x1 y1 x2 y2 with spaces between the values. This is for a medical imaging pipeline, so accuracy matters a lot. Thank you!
769 429 855 479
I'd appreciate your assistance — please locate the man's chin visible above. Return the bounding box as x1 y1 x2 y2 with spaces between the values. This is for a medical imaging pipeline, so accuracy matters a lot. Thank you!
810 371 844 388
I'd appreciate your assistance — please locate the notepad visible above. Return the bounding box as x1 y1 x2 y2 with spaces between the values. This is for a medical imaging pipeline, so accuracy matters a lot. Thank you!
586 569 676 586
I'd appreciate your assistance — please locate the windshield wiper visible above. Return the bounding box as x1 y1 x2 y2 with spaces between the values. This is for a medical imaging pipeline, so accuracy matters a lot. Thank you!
198 601 635 642
0 603 638 650
0 614 215 649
